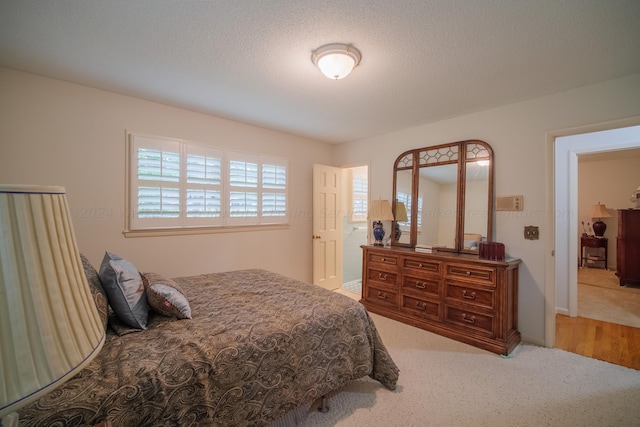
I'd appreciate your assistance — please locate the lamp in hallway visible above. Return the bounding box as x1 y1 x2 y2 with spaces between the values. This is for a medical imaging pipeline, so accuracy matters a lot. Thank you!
590 202 612 237
368 199 394 246
0 185 105 426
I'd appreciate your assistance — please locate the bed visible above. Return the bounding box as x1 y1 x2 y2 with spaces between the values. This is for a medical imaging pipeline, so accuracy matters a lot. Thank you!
18 254 399 426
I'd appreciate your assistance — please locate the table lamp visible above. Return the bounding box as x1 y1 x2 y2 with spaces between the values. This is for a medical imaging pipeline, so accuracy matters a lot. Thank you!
590 202 612 237
0 185 105 426
368 199 394 246
394 201 408 241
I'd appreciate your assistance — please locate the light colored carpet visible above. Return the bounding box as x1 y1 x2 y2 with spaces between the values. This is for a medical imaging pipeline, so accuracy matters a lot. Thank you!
578 268 640 328
300 312 640 427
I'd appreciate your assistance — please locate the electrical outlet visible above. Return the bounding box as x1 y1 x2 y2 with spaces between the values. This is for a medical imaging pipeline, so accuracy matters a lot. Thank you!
524 226 539 240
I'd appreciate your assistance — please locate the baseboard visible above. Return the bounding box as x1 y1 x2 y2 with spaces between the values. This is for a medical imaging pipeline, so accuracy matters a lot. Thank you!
555 307 569 316
521 334 545 347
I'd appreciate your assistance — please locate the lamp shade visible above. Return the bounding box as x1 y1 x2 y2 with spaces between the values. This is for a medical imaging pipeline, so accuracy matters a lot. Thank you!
0 185 105 420
590 202 611 219
368 199 394 221
394 202 408 222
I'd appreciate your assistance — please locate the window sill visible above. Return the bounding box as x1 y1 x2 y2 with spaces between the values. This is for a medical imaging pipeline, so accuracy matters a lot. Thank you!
123 223 290 238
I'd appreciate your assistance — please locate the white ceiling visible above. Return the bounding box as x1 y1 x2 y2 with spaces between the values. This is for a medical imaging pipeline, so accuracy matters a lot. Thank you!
1 1 639 144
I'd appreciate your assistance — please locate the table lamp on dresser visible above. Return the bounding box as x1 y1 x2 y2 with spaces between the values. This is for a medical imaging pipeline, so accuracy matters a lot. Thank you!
0 185 105 427
368 199 394 246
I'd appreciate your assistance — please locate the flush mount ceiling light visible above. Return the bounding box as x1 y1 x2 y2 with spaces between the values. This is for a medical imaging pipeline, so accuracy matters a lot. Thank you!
311 43 362 80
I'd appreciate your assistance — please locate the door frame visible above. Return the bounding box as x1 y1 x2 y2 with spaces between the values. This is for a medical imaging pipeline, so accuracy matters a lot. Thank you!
546 118 640 348
341 162 371 284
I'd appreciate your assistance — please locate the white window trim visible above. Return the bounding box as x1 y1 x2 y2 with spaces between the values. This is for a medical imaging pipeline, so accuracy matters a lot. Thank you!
125 132 290 237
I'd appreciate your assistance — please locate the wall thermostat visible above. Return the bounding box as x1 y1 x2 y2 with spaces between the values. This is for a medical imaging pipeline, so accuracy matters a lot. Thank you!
496 195 523 211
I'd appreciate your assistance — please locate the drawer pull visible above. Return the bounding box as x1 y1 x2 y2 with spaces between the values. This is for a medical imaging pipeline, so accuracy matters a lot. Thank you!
415 281 426 289
381 258 386 261
462 290 476 300
377 292 387 300
415 302 427 310
378 273 388 281
465 271 471 276
419 263 423 268
461 313 476 324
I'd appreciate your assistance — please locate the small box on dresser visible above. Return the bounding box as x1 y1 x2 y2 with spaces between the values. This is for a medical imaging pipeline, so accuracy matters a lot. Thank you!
361 245 521 355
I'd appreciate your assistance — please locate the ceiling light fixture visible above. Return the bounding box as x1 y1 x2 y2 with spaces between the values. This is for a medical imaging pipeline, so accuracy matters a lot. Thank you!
312 43 362 80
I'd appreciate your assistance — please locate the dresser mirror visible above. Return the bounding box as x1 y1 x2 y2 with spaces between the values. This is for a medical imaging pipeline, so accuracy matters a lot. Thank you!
391 140 494 253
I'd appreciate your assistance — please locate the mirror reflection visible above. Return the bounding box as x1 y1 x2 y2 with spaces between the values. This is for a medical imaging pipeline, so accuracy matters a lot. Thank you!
394 169 412 244
392 140 493 253
463 160 490 250
417 163 458 249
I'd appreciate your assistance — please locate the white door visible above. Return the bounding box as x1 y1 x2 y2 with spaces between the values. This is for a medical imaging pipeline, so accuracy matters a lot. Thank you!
312 164 343 290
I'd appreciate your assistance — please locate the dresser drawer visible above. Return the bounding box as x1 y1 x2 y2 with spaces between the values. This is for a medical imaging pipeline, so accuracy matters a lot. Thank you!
445 282 494 310
401 273 440 298
445 306 494 337
445 263 496 286
367 252 398 268
365 285 398 309
402 295 441 321
402 257 440 275
366 267 398 287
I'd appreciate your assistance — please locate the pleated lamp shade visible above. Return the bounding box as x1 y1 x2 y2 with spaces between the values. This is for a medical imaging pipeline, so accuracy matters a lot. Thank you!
394 202 408 222
367 199 395 221
0 185 105 422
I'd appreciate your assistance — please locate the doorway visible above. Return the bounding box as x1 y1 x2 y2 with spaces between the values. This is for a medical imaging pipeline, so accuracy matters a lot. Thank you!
341 164 369 296
550 122 640 349
576 151 640 328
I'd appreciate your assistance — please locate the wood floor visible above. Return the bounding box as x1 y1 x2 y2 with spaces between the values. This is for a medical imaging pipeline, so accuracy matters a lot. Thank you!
555 314 640 370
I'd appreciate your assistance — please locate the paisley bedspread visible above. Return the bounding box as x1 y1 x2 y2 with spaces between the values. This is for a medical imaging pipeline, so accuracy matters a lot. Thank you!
18 269 399 426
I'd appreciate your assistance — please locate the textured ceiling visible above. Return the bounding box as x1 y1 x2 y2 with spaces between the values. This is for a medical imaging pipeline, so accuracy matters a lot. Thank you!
1 0 639 143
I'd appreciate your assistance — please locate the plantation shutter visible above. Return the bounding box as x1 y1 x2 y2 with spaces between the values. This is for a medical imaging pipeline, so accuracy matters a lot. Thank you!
131 135 181 229
127 133 289 232
184 145 223 226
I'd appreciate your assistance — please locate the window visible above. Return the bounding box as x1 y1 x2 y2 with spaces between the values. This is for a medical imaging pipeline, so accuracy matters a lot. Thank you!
127 133 288 234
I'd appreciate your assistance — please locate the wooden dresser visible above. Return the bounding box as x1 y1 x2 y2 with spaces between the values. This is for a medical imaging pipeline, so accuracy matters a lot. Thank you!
616 209 640 286
361 245 521 355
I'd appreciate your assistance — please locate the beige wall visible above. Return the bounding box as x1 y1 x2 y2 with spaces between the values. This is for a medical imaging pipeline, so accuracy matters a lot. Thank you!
0 67 332 281
334 73 640 345
3 65 640 346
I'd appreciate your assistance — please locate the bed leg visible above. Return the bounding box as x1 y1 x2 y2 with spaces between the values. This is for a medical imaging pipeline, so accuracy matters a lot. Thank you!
319 396 329 413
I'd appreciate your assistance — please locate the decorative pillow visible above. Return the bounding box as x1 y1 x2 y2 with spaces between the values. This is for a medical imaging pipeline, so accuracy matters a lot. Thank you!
80 253 109 331
98 252 148 329
141 272 192 319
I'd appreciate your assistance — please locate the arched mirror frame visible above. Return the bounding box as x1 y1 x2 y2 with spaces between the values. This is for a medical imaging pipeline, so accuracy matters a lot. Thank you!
391 139 494 254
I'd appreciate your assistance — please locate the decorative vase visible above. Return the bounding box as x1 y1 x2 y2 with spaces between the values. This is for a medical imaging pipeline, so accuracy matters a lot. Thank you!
372 221 385 246
592 220 606 237
394 222 402 241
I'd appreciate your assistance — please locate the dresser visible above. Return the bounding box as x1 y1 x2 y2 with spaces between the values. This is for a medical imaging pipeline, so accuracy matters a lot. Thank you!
361 245 521 355
616 209 640 286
